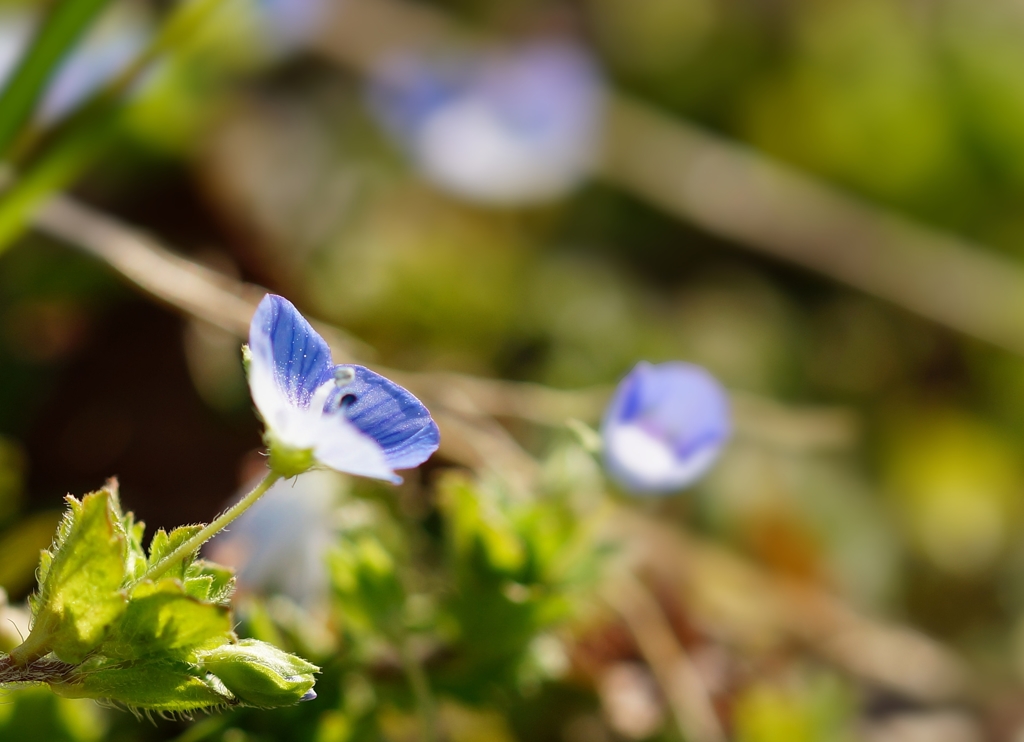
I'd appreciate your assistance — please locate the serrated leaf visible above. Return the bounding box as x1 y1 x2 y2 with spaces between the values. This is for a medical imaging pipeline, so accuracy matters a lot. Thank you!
184 560 235 605
183 574 214 602
103 580 233 662
147 525 203 582
29 551 52 617
52 660 233 713
122 511 147 582
27 486 129 663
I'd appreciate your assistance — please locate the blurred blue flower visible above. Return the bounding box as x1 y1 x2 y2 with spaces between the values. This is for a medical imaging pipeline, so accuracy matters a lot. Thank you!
255 0 328 51
43 12 149 122
207 469 340 608
247 294 440 482
368 39 604 205
601 362 730 494
0 10 32 89
0 6 149 124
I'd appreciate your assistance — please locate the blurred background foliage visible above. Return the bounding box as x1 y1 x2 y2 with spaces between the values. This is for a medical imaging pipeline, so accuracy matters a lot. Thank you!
5 0 1024 740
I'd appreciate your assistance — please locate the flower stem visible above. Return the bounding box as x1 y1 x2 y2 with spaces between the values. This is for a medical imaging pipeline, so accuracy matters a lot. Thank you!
136 470 282 584
399 639 440 742
0 653 74 682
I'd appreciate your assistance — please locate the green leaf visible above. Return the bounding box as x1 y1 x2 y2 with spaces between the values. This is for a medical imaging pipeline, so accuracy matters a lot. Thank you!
147 525 203 582
184 560 235 605
147 526 235 604
3 481 323 713
122 511 147 583
0 0 114 158
104 580 233 663
19 485 129 664
52 660 232 714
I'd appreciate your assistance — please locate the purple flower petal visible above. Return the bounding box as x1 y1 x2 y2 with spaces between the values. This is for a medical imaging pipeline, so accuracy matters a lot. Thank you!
256 0 329 50
601 362 730 494
367 39 604 205
250 294 333 409
329 365 441 470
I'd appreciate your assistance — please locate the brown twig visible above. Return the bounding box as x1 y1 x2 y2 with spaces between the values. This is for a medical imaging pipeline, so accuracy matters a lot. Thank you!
608 506 973 705
603 571 726 742
600 98 1024 357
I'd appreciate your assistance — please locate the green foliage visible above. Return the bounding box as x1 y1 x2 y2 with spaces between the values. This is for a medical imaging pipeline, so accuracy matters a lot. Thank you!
434 472 597 702
23 484 131 664
0 0 113 158
100 580 233 662
0 685 107 742
52 661 234 714
198 639 318 709
148 525 238 605
4 482 319 714
733 675 857 742
310 470 603 734
329 533 406 640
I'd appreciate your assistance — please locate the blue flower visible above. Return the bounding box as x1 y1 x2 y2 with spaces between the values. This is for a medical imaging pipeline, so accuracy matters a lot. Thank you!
368 39 604 205
601 362 730 494
0 6 151 124
0 11 32 93
42 9 149 123
247 294 440 482
255 0 328 51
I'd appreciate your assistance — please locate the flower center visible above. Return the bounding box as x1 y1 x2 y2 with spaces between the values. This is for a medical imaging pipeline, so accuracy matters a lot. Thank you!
319 367 359 414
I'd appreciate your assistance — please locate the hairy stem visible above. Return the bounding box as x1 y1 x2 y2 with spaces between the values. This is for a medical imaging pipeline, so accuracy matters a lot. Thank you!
136 470 282 584
0 654 74 684
8 620 56 667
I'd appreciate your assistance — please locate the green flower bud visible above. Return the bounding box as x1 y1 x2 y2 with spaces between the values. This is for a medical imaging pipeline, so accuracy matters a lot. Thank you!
198 639 319 708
